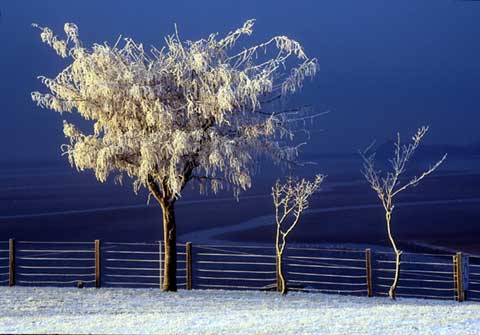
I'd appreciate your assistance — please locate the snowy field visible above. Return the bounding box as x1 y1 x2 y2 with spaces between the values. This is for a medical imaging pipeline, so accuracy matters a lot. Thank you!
0 287 479 334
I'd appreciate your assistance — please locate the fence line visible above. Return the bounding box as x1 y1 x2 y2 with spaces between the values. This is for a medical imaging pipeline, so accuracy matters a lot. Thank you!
17 249 93 253
2 239 479 302
197 260 275 266
17 265 96 269
289 263 365 270
197 253 275 258
288 272 366 279
18 272 95 276
17 241 93 245
198 276 276 282
198 269 276 274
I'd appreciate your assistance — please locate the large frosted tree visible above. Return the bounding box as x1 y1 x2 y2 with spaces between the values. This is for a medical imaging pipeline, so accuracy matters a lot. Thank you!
32 20 319 291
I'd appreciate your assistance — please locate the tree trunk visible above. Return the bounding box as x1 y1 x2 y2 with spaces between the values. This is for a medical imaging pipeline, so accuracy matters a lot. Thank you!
276 253 287 295
275 231 287 295
160 199 177 292
390 250 401 300
386 210 401 300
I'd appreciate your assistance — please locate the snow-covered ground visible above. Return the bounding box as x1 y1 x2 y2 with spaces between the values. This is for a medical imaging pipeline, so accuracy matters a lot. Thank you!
0 287 479 334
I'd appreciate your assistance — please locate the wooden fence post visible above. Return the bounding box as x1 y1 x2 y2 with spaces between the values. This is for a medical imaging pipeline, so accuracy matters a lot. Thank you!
186 242 192 290
365 248 373 297
9 239 15 287
95 239 101 288
159 241 163 289
455 252 464 302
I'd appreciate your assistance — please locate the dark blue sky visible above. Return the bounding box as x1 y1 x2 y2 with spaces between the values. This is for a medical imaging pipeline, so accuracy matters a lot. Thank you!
1 0 479 161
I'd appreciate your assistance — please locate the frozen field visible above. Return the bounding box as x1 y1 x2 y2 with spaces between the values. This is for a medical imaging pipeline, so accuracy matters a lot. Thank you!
0 287 479 334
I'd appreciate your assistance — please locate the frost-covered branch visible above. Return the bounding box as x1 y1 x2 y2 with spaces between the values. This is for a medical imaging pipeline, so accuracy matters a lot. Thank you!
360 126 447 204
391 154 447 197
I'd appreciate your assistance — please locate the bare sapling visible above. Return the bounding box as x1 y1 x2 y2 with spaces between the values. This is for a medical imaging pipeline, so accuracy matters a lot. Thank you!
360 126 447 299
272 174 325 294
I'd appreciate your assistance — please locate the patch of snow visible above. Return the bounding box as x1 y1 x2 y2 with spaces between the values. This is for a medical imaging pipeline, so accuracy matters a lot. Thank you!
0 287 479 334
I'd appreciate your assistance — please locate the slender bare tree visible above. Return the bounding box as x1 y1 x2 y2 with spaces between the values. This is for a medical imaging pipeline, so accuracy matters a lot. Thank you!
360 126 447 299
272 174 325 294
32 20 319 291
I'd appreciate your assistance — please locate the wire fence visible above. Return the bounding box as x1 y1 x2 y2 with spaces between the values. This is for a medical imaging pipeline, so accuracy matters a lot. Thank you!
195 244 276 290
285 247 368 295
15 241 96 286
469 255 480 302
0 241 9 285
103 241 187 288
1 239 479 302
373 251 455 300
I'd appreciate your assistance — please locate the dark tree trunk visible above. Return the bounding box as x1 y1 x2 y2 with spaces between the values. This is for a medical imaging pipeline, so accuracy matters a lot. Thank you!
160 199 177 292
147 173 191 292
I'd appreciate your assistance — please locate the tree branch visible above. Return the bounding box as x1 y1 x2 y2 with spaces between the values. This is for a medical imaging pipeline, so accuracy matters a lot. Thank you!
391 153 447 197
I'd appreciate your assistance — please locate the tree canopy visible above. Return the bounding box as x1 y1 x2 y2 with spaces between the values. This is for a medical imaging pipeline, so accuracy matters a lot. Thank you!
32 20 319 199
